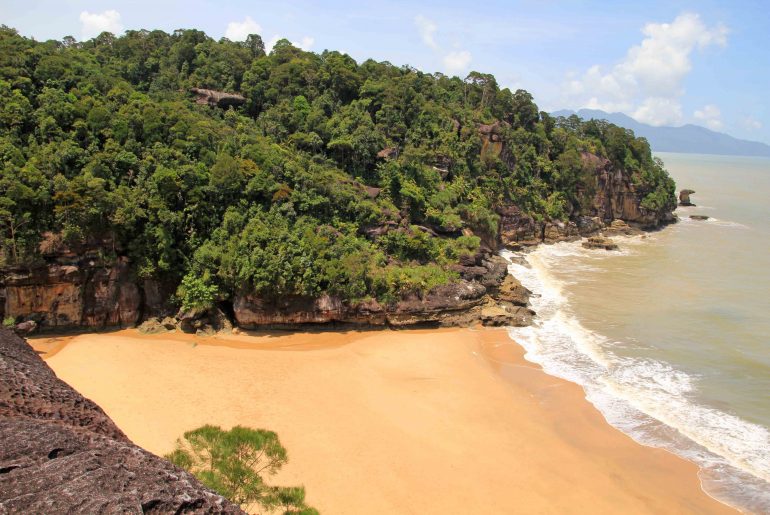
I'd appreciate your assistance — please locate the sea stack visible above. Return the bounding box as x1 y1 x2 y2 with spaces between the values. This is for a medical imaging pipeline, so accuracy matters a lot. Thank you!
679 189 696 206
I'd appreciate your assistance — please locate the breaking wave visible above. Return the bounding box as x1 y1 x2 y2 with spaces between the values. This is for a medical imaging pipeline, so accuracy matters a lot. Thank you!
502 242 770 513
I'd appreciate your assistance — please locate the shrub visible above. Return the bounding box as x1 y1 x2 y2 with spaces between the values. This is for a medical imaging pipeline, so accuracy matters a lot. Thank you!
166 425 316 514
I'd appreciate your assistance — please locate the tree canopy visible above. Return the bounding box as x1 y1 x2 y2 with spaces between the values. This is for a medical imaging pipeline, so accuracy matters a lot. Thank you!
0 25 675 305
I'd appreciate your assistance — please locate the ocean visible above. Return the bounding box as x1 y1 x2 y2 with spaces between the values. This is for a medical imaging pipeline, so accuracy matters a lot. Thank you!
504 152 770 513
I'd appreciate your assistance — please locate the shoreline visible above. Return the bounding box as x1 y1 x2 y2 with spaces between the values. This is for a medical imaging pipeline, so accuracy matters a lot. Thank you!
34 327 733 514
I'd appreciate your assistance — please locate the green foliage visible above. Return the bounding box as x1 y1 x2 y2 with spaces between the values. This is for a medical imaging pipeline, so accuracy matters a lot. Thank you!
165 425 315 513
3 316 15 328
0 24 675 306
177 272 218 310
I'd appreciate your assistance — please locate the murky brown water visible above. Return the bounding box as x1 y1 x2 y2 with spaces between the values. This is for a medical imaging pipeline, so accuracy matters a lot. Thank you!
505 152 770 513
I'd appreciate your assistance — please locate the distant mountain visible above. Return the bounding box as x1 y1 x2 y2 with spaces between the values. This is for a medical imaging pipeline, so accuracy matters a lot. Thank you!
552 109 770 157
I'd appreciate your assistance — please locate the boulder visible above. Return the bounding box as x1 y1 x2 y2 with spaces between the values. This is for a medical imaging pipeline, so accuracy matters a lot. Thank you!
690 215 710 221
177 306 210 333
543 221 580 244
0 329 244 513
602 219 639 237
480 303 535 327
13 320 37 336
496 275 531 306
575 216 605 236
582 236 619 251
679 189 696 206
137 317 172 335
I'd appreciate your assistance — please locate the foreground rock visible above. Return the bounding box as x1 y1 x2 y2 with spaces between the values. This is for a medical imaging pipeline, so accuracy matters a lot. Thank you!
582 236 619 251
0 328 244 513
679 189 696 206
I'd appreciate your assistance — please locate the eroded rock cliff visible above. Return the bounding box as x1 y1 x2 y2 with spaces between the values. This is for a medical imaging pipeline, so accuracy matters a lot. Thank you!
497 152 675 247
0 328 244 513
233 253 533 329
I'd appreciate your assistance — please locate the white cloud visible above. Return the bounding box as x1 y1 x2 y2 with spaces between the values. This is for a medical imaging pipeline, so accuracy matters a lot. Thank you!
414 15 471 75
264 35 315 54
265 35 281 53
225 16 262 41
634 98 684 126
297 36 314 51
741 116 763 131
562 13 728 126
693 104 723 130
443 50 472 74
415 15 438 49
79 10 123 40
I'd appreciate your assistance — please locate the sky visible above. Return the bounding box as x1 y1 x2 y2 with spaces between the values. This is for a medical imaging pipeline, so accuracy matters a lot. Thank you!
2 0 769 143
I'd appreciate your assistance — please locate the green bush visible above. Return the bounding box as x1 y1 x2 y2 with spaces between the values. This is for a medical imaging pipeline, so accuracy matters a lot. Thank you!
177 272 218 311
166 425 316 513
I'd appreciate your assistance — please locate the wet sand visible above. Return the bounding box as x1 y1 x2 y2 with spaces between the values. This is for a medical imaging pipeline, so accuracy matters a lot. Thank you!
34 328 733 514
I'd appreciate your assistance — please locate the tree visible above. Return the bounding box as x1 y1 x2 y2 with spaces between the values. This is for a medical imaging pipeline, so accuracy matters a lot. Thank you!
165 425 317 514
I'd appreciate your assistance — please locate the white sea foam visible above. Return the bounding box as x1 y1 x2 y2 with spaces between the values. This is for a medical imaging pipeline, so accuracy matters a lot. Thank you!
677 215 750 229
502 245 770 513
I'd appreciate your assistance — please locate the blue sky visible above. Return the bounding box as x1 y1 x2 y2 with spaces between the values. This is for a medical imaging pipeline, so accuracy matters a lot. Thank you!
2 0 769 143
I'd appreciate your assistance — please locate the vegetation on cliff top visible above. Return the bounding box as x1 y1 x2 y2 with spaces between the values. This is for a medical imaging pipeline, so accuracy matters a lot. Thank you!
0 26 675 305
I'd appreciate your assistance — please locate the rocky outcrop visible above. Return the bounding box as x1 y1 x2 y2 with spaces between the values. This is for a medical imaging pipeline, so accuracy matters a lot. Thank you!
498 207 585 248
190 88 246 109
601 219 641 237
0 328 244 513
478 121 515 169
497 152 675 247
582 236 619 251
584 152 675 228
234 253 531 329
2 257 141 330
679 189 696 206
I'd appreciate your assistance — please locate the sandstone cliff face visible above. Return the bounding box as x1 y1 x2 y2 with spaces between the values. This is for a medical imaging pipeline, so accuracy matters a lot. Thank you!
2 257 141 330
584 152 673 227
233 254 533 329
0 328 244 513
496 152 674 247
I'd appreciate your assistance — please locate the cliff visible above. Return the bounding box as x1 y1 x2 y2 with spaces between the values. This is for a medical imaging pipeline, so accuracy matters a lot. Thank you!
0 328 244 513
0 141 672 332
232 253 532 330
1 250 531 332
1 124 673 334
490 148 675 248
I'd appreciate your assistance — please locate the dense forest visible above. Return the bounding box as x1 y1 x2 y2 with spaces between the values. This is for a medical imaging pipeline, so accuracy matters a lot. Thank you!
0 26 675 310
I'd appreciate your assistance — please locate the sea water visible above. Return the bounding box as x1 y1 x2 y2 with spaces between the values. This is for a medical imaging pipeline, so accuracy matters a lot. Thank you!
504 152 770 513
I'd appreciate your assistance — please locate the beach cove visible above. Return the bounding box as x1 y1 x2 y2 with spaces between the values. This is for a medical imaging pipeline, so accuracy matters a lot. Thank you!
33 328 732 514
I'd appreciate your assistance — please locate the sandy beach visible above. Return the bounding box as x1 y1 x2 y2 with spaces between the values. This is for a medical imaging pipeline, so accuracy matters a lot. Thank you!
32 328 733 514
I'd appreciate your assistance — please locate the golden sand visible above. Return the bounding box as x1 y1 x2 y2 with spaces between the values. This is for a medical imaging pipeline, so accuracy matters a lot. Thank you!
33 328 733 514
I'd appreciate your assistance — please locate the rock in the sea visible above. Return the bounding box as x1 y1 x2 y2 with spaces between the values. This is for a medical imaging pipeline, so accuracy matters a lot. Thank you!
602 219 640 237
496 275 531 306
582 236 619 251
0 328 244 513
690 215 710 221
679 189 696 206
